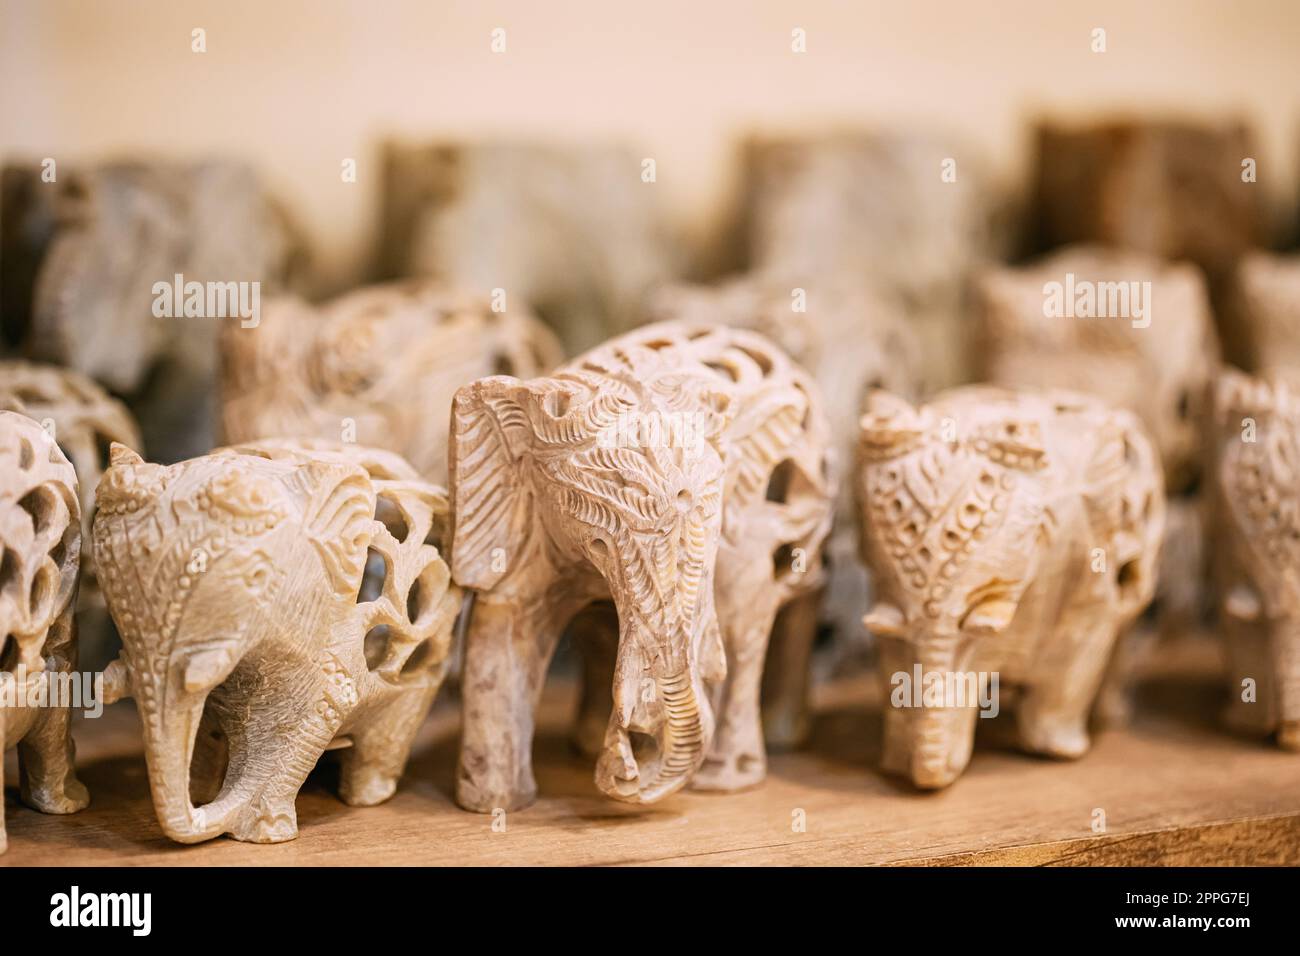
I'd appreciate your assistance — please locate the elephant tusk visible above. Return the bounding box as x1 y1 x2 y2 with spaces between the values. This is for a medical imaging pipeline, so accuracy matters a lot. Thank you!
100 657 132 705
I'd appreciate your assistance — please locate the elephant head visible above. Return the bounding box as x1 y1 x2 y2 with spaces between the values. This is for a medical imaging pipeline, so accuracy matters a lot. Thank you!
92 437 457 842
857 389 1052 787
450 356 735 803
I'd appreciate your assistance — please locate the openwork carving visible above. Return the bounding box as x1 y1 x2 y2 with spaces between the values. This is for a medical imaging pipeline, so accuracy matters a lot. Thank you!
1211 369 1300 750
648 273 922 723
220 280 564 483
450 320 833 809
93 438 460 843
0 361 141 606
0 410 88 853
857 387 1165 788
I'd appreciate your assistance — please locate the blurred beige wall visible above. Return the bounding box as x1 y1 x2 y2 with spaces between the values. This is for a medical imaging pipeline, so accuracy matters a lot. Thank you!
3 0 1298 290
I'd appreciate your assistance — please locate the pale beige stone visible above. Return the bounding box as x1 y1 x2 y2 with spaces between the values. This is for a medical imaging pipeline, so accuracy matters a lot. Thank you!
449 321 833 809
219 280 563 485
857 386 1165 788
93 439 460 843
0 410 89 853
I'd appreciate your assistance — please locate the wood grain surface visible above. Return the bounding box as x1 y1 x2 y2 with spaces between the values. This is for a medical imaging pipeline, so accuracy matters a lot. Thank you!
3 633 1297 866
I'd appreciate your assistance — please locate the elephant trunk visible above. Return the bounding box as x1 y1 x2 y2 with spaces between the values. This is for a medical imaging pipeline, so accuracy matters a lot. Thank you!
138 692 241 844
595 667 706 804
878 635 979 790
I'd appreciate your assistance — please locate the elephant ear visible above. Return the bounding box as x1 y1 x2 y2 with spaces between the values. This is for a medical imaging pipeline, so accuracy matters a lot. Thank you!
727 384 807 500
294 460 376 599
448 376 535 591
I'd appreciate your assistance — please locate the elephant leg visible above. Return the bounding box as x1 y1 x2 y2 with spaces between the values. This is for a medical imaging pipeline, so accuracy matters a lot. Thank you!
693 593 782 792
1018 612 1118 759
1091 621 1157 728
571 602 619 760
456 595 573 813
338 686 437 807
210 670 339 844
219 730 327 844
1273 629 1300 750
1221 619 1277 736
17 674 89 816
760 588 821 751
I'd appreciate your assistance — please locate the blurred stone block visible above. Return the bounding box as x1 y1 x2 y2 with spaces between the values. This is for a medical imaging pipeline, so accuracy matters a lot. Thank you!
1231 251 1300 384
376 141 680 355
1 160 306 462
740 131 1009 388
1033 119 1265 281
975 245 1219 495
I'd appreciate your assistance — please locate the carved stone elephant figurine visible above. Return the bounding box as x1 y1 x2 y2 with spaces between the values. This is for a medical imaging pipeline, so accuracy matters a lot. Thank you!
1210 369 1300 749
93 438 460 843
0 410 89 853
857 387 1164 788
449 320 833 810
219 280 564 484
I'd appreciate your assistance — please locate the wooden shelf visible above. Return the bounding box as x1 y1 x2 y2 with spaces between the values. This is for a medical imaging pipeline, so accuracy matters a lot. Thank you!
4 633 1298 865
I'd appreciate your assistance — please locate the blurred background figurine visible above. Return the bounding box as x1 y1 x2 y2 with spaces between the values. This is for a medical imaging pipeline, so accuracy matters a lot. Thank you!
737 131 1013 389
1 159 307 462
219 279 565 485
1210 370 1300 751
375 141 681 355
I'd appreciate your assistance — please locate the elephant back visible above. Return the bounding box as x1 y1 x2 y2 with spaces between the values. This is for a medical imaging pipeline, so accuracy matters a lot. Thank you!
219 280 564 482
